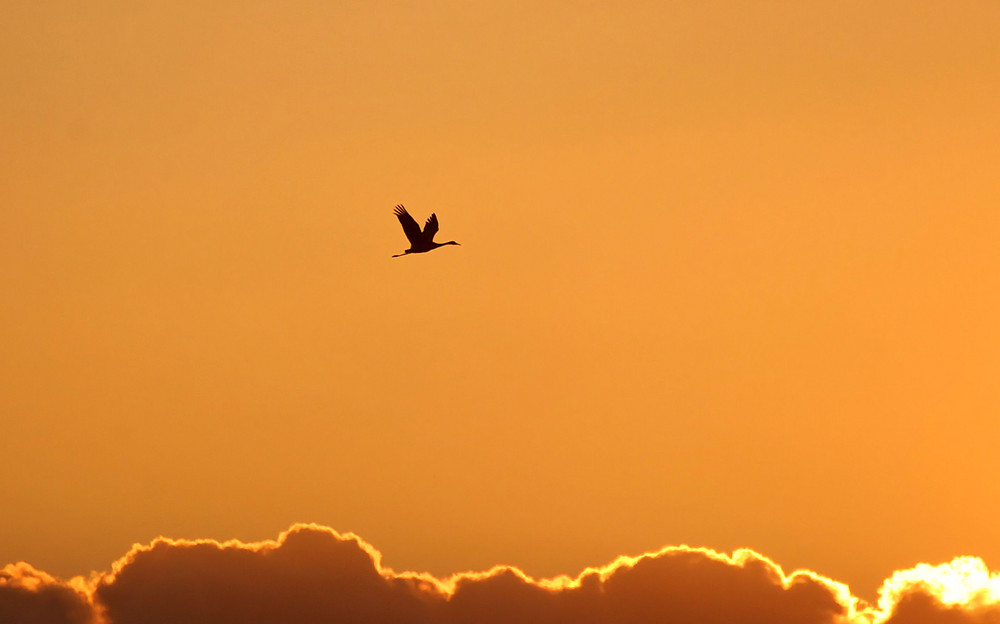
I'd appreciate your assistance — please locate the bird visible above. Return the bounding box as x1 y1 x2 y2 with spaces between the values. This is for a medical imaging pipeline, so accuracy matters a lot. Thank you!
392 204 460 258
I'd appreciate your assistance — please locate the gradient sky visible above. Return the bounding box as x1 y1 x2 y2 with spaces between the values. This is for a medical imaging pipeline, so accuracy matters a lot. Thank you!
3 1 1000 602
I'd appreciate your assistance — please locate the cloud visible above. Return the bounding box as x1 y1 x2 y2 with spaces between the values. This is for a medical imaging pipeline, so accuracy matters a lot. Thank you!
93 525 443 624
0 562 95 624
3 524 999 624
877 558 1000 624
443 546 857 624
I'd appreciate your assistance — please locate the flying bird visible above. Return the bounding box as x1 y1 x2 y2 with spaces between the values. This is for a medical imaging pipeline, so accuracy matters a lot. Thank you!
392 204 460 258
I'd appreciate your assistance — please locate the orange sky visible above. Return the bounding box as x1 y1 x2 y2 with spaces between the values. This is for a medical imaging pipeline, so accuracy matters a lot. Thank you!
3 1 1000 603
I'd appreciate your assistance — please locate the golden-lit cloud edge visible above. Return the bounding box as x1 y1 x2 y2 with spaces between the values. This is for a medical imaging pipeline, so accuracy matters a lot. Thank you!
2 523 998 624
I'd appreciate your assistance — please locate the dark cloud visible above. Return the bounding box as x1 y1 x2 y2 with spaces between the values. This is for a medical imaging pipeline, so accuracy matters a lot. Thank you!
93 525 442 624
3 524 999 624
0 562 95 624
586 548 849 624
883 590 1000 624
93 526 860 624
443 548 853 624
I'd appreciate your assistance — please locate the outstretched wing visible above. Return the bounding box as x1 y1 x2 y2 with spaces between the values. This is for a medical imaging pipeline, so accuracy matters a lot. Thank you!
394 205 422 245
423 213 439 242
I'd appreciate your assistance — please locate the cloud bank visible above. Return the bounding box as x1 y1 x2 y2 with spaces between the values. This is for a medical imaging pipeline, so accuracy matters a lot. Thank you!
3 524 999 624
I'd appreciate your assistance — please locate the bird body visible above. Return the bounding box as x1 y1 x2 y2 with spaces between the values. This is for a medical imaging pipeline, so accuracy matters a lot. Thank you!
392 205 460 257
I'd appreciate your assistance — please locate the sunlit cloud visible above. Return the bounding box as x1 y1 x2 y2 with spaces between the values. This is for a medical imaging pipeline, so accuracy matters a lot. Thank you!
876 557 1000 624
2 524 999 624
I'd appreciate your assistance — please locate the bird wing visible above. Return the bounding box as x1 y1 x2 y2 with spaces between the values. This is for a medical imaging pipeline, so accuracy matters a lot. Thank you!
423 213 439 241
394 205 422 245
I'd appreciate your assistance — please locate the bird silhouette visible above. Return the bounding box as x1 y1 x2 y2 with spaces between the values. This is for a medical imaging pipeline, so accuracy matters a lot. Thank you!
392 204 460 257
